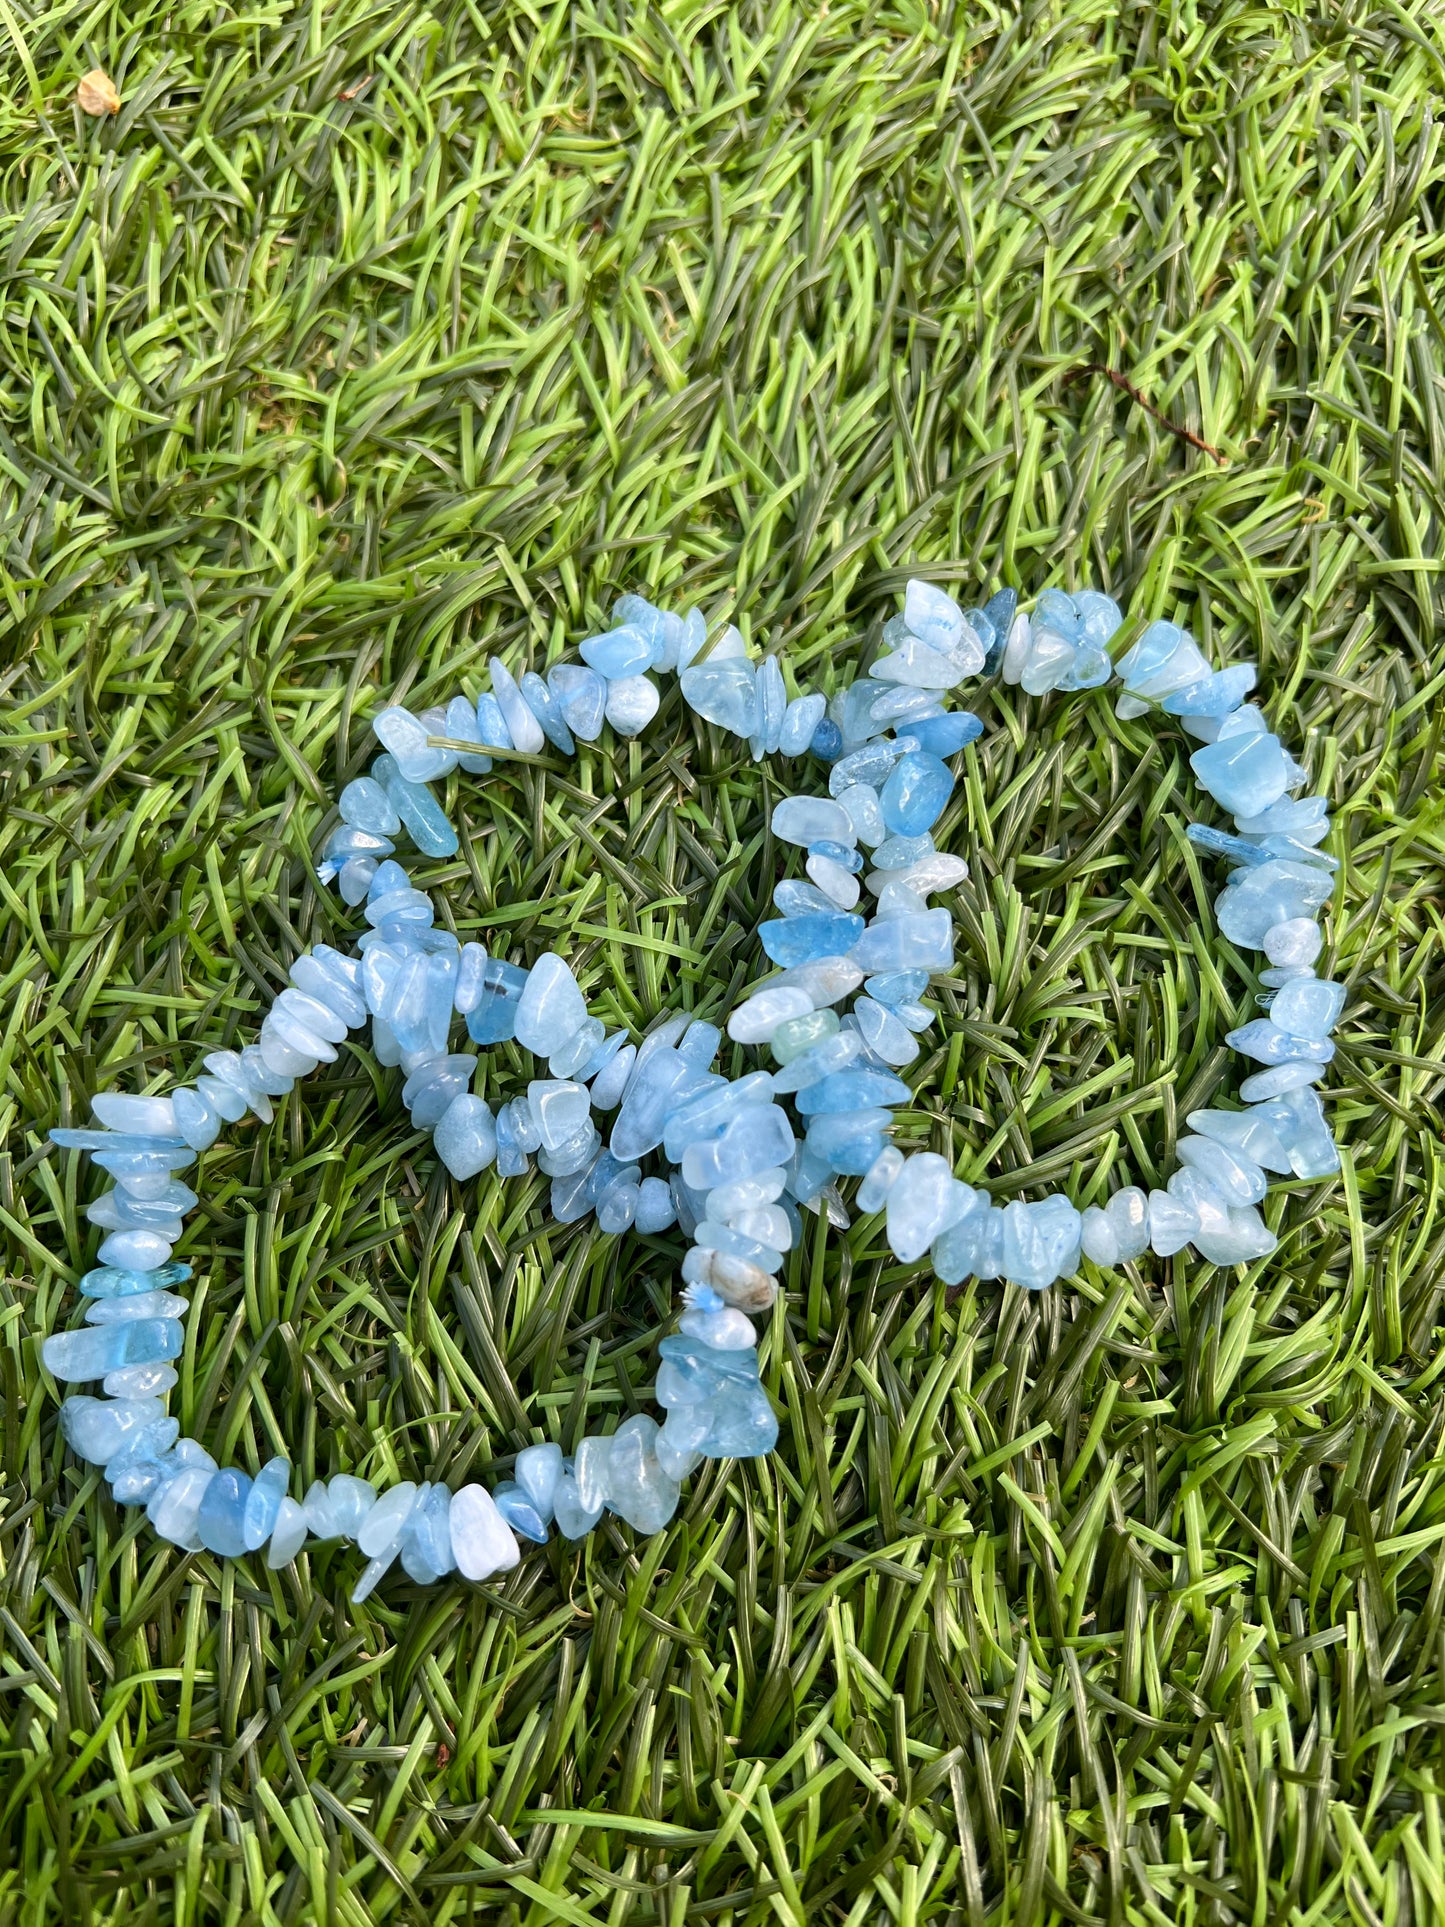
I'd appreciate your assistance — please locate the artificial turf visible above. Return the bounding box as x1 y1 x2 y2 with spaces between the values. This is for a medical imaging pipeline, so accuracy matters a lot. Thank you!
3 0 1445 1920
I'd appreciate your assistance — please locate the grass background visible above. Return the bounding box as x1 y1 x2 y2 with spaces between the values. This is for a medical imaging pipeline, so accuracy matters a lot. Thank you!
2 0 1444 1920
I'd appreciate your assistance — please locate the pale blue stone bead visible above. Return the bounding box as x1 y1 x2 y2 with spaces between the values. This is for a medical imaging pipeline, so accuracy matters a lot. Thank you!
770 1028 862 1093
86 1289 187 1324
489 658 545 753
1268 976 1345 1039
520 671 575 754
1168 1168 1275 1264
678 1020 722 1069
1163 662 1256 717
804 1108 891 1172
810 841 864 875
357 1482 418 1559
1001 1196 1082 1289
584 1152 638 1205
834 786 886 850
373 706 455 782
1265 1086 1339 1179
551 1159 600 1222
404 1055 475 1130
759 913 864 967
1216 861 1332 947
461 959 526 1046
45 1318 182 1382
291 955 366 1029
779 693 826 756
93 1148 197 1196
612 595 679 668
515 1443 563 1518
795 1066 910 1115
931 1195 1002 1282
240 1458 290 1550
751 657 787 757
492 1481 549 1543
1186 1105 1292 1174
634 1177 676 1233
548 662 607 740
656 1332 758 1404
771 796 856 848
1115 621 1211 700
494 1107 529 1177
606 1416 682 1531
192 1073 247 1124
148 1466 216 1549
336 856 377 903
579 1027 628 1082
277 988 349 1046
885 1153 965 1263
907 712 984 757
96 1229 174 1271
196 1469 252 1556
474 691 513 751
371 755 459 858
1239 1061 1326 1101
729 986 814 1042
693 1219 784 1273
865 969 930 1007
1189 704 1268 744
550 1015 606 1078
87 1192 181 1238
872 832 936 870
571 1437 611 1514
868 636 969 690
439 694 492 772
512 953 584 1056
324 825 393 865
866 685 946 728
1104 1187 1151 1261
528 1080 591 1151
1072 589 1123 643
610 1050 697 1161
1191 730 1295 818
1147 1189 1199 1256
62 1394 168 1466
339 777 402 836
807 853 860 909
453 942 489 1015
1237 794 1330 841
670 607 707 671
170 1088 221 1151
828 739 900 795
265 1497 308 1569
903 579 971 655
1176 1135 1268 1204
679 1305 756 1349
51 1125 185 1154
1017 625 1077 694
680 659 757 735
499 1095 541 1154
1226 1018 1333 1066
403 1484 456 1581
853 997 919 1066
680 1104 795 1190
588 1042 635 1110
78 1261 189 1301
364 885 432 929
368 858 410 898
1055 642 1114 691
1187 823 1284 868
580 625 652 679
539 1122 599 1177
597 1181 640 1233
552 1469 604 1540
1033 588 1080 637
857 1145 905 1212
849 910 953 973
605 674 660 736
775 879 838 918
660 1071 776 1160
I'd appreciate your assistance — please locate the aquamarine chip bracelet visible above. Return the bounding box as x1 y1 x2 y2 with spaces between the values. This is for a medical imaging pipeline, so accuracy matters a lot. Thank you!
39 575 1343 1599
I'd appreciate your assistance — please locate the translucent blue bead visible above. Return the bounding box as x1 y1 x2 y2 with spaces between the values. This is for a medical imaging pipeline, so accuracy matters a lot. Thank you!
611 1050 696 1161
1225 1018 1334 1065
879 751 954 836
444 694 494 771
520 671 575 754
810 839 863 872
1001 1197 1082 1290
634 1176 676 1233
1114 621 1210 700
514 954 588 1055
680 660 758 736
581 625 652 679
680 1105 795 1190
403 1055 475 1129
548 663 607 741
905 711 983 757
197 1469 253 1556
810 718 843 760
372 707 455 782
1269 977 1345 1039
339 777 401 836
795 1067 911 1114
492 1481 549 1543
44 1318 183 1381
758 913 864 966
1190 731 1293 817
772 796 855 847
677 1019 722 1068
848 910 954 973
464 959 530 1045
751 657 786 756
474 692 513 751
490 657 545 753
1072 589 1123 644
242 1458 290 1550
1163 663 1257 717
865 969 930 1007
1214 861 1332 947
371 755 459 858
79 1261 191 1299
604 675 660 736
779 693 827 756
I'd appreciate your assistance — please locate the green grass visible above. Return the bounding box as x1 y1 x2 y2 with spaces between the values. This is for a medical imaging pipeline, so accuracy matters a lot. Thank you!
2 0 1444 1919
